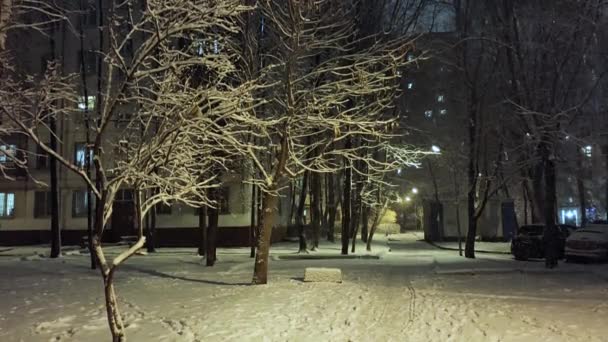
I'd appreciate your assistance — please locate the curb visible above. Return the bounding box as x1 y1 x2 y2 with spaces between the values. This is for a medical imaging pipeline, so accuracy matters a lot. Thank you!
426 241 511 255
274 253 381 261
434 268 590 275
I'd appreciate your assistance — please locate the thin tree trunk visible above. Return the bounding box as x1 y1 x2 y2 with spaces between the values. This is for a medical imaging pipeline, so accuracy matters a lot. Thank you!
456 202 463 256
531 161 545 223
252 191 279 285
361 204 369 243
523 181 529 225
48 21 60 259
326 173 336 242
146 198 157 253
198 205 207 256
576 149 587 228
249 183 256 258
341 150 352 255
77 0 95 268
296 172 309 252
310 172 321 250
543 143 558 268
206 198 218 266
350 165 362 252
366 198 389 252
288 181 296 226
465 100 477 259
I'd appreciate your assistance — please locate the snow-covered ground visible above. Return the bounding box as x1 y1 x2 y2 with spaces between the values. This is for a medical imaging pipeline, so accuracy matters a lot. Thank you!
1 232 608 341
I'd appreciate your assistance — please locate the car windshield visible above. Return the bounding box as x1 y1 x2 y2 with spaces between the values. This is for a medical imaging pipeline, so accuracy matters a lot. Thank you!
519 225 544 235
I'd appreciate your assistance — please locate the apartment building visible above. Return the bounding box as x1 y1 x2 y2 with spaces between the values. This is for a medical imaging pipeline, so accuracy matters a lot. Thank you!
0 3 291 247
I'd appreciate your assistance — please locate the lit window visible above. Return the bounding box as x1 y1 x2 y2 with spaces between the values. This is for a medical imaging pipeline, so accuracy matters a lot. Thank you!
74 143 93 168
407 82 414 89
439 109 447 115
437 95 445 103
0 192 15 218
424 110 433 118
192 40 204 56
583 145 592 157
0 144 17 163
77 96 96 111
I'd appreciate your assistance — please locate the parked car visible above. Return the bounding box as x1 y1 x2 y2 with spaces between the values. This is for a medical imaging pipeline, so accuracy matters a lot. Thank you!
565 224 608 261
511 224 576 261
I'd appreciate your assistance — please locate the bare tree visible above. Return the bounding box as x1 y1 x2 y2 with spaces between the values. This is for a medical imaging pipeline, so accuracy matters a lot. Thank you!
246 0 427 284
1 1 254 340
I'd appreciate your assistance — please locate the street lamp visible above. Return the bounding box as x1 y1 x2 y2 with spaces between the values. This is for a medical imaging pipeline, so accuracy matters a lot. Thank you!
411 187 418 194
405 196 412 202
431 145 441 153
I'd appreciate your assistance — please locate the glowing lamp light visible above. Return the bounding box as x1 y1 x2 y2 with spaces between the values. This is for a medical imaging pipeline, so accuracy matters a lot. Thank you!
412 187 418 194
431 145 441 153
405 196 412 202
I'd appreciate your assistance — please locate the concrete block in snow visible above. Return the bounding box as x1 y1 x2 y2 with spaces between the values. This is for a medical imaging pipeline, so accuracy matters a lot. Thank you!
303 267 342 283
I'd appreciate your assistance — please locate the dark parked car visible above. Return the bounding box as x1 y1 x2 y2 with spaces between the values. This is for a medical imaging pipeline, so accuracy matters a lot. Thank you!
511 224 576 261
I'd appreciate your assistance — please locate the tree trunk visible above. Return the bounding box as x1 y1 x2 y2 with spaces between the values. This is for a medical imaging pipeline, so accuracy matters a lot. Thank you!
206 189 219 266
531 161 545 223
543 144 558 269
366 198 389 252
249 183 256 258
48 21 60 259
288 181 296 227
341 154 352 255
310 172 321 250
206 204 218 266
146 200 157 253
456 202 463 256
296 172 309 252
252 191 279 285
49 116 60 258
350 169 362 252
361 204 369 243
103 279 125 342
197 205 207 256
605 145 608 220
326 173 336 242
321 174 329 238
576 148 587 228
465 100 477 259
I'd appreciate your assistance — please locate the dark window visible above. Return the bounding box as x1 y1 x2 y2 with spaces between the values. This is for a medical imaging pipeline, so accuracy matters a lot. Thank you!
193 187 230 215
79 49 97 75
218 187 230 214
36 145 48 169
85 4 97 27
0 192 16 218
72 190 89 217
34 191 52 218
115 189 133 201
156 202 172 215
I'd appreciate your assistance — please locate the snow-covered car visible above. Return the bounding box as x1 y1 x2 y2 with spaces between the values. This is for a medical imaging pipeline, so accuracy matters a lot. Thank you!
511 224 576 261
565 224 608 261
